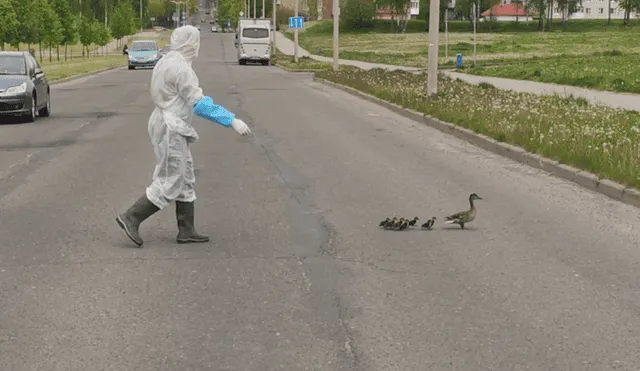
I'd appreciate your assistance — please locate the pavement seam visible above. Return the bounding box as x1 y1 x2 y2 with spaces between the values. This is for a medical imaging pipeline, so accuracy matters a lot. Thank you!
312 76 640 210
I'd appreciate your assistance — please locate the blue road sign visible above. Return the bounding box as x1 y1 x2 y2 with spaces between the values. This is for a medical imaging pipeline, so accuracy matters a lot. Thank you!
456 53 463 69
288 16 304 29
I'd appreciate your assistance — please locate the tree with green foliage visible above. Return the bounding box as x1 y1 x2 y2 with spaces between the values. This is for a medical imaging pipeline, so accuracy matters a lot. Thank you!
35 0 64 62
340 0 376 30
10 0 39 51
52 0 79 61
147 0 166 19
92 20 112 55
78 15 95 57
0 0 19 50
217 0 243 29
111 0 136 47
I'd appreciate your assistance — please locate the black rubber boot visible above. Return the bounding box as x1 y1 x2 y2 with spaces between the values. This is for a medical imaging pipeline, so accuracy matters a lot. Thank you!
115 194 160 247
175 201 210 244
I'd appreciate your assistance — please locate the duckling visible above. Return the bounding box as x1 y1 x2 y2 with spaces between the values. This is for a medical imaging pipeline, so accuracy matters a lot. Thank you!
391 218 405 231
444 193 482 229
384 217 399 230
408 217 419 227
379 217 391 228
421 216 437 230
400 219 410 230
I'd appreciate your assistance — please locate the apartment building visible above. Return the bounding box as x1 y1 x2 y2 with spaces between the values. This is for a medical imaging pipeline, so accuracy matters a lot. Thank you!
568 0 638 19
488 0 638 20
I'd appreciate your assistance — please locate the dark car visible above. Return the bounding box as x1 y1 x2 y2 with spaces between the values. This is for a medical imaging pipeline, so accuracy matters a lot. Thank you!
0 51 51 123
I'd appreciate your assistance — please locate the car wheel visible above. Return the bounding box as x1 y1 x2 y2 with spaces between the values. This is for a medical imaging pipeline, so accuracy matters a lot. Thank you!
128 65 134 70
24 95 36 123
38 90 51 117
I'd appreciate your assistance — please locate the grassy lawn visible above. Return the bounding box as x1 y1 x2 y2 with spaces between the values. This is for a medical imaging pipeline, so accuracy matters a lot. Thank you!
271 51 349 71
291 21 640 65
41 55 127 82
273 55 640 189
287 20 640 92
129 35 170 48
465 52 640 93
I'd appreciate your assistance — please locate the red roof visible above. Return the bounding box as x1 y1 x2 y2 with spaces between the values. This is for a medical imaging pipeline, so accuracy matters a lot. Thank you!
481 3 536 17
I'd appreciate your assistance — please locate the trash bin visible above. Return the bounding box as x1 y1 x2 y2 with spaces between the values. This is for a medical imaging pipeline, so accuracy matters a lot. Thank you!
456 53 463 69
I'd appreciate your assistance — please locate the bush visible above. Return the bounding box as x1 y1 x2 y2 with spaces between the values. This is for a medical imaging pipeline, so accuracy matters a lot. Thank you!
340 0 376 30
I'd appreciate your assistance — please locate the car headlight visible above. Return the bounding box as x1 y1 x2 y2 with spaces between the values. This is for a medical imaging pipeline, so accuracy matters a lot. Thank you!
4 82 27 95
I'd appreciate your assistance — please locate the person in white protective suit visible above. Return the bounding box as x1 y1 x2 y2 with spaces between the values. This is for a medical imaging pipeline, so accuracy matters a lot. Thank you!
116 25 251 247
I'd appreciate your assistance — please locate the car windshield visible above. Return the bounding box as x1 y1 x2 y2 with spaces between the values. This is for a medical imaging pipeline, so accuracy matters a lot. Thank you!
131 42 157 51
242 28 268 38
0 55 26 75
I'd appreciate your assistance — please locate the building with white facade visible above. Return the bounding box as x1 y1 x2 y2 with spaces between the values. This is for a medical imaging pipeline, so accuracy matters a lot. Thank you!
482 0 638 21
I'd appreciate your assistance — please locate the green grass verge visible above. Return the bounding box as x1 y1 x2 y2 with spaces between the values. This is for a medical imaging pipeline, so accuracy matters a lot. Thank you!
274 56 640 189
465 52 640 93
271 52 352 72
129 36 170 48
288 20 640 65
41 55 127 82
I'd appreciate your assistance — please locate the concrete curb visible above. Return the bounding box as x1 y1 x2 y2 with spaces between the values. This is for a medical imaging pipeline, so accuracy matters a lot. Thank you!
312 76 640 209
50 65 126 86
272 62 323 73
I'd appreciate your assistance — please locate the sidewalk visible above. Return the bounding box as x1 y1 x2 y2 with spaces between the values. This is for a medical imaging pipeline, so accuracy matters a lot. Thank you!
275 32 640 112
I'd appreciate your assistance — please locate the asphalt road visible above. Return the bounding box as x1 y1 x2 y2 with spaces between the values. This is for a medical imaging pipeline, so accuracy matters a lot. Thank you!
1 27 640 371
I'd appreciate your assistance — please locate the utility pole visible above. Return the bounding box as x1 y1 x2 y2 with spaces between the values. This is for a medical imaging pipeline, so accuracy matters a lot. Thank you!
332 0 339 71
272 0 276 56
254 0 257 19
426 0 440 95
262 0 265 17
294 0 299 62
185 0 189 24
140 0 143 32
472 1 477 67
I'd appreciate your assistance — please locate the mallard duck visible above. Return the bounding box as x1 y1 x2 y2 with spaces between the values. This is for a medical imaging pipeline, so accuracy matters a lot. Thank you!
444 193 482 229
408 217 419 227
421 216 436 230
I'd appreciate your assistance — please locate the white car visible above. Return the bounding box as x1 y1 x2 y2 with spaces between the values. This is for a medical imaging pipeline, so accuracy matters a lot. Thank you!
211 25 218 32
196 24 201 30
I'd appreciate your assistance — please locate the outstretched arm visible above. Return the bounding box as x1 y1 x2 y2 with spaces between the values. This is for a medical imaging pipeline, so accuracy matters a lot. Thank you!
192 96 236 127
175 65 250 135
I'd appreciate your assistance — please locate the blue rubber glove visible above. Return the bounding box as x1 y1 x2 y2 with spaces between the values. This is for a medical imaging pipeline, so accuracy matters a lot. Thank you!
193 96 236 127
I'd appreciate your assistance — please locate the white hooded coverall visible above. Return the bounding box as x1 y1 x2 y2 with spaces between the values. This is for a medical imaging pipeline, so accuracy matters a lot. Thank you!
145 26 205 210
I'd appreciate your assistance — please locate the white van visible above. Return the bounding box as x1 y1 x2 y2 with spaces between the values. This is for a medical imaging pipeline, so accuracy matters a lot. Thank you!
235 21 271 66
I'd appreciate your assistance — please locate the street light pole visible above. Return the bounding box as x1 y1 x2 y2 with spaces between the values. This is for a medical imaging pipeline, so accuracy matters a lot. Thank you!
426 0 440 95
140 0 143 32
332 0 339 71
294 0 298 62
272 0 276 56
254 0 257 19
